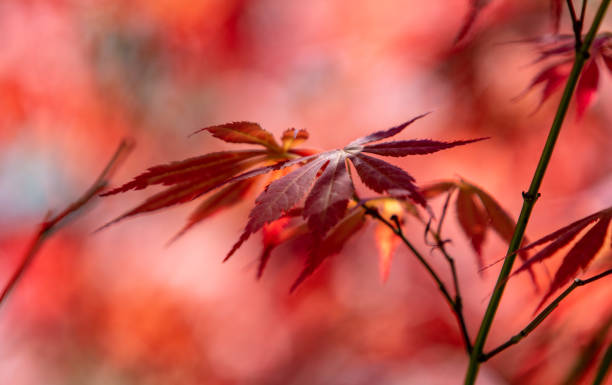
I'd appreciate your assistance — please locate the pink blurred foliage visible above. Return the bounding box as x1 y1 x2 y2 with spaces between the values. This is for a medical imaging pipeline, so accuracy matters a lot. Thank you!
0 1 611 384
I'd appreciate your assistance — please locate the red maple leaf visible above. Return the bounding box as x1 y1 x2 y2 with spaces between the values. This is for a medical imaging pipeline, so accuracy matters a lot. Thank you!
522 32 612 116
101 115 485 288
421 179 534 278
514 206 612 310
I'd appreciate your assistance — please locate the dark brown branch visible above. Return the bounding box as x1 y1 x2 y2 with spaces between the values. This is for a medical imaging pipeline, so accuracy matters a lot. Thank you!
364 205 472 353
0 139 133 310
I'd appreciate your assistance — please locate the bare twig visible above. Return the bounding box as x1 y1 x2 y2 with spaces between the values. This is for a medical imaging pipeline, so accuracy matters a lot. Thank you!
0 139 133 310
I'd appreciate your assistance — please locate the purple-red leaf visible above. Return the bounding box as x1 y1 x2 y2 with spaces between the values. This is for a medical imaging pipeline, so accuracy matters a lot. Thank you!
303 152 353 237
191 122 281 151
536 215 611 309
169 178 257 243
362 137 487 157
514 207 612 309
349 153 426 206
225 155 331 261
347 113 430 147
455 0 491 42
101 150 265 196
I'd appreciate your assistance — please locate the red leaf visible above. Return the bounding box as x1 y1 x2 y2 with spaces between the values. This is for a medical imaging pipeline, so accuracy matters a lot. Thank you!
101 150 265 196
513 207 612 309
169 178 258 243
290 207 366 292
362 137 487 157
551 0 562 32
191 122 281 151
225 155 331 261
303 152 353 237
523 61 572 109
347 113 430 147
456 188 488 269
281 128 309 150
455 0 492 42
257 217 307 279
98 163 255 230
536 215 611 309
349 153 426 206
576 59 600 118
420 181 457 199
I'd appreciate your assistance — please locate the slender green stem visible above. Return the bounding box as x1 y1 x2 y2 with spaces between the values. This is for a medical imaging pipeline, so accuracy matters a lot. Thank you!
364 205 472 353
592 343 612 385
480 269 612 361
463 2 610 383
0 140 133 310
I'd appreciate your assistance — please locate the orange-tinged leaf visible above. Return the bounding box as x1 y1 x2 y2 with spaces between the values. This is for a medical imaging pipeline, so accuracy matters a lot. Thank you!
456 188 488 269
169 178 258 243
375 199 404 282
420 181 457 199
192 122 281 151
281 128 309 150
101 150 266 196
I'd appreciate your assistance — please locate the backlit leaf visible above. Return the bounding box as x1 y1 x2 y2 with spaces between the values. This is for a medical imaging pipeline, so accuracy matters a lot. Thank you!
576 59 600 118
347 113 430 147
281 128 309 150
456 188 488 269
191 122 281 151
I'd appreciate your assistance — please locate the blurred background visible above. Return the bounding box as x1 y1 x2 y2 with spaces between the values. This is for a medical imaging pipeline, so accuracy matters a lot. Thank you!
0 0 611 384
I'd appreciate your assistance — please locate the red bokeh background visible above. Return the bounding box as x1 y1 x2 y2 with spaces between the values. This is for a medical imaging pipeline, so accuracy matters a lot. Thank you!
0 1 611 384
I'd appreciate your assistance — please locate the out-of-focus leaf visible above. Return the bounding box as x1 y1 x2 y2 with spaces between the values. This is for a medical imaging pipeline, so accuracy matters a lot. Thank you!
374 199 405 282
191 121 281 151
514 207 612 309
169 178 258 243
290 206 366 292
576 59 600 118
281 128 309 150
456 188 488 269
420 181 457 199
455 0 492 42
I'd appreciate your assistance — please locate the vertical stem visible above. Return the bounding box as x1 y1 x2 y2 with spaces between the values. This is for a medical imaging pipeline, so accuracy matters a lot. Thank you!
592 344 612 385
463 2 610 383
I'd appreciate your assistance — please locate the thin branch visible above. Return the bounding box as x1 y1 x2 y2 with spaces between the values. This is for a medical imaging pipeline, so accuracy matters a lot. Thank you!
364 205 472 353
480 269 612 361
592 343 612 385
0 139 133 310
463 1 611 382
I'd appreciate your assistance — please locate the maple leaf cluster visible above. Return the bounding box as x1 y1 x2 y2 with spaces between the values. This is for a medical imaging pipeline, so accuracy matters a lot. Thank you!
523 32 612 116
101 116 485 289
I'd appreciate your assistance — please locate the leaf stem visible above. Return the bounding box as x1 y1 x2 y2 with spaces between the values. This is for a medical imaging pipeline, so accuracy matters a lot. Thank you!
0 140 133 311
480 269 612 361
592 343 612 385
463 1 610 383
364 205 472 353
